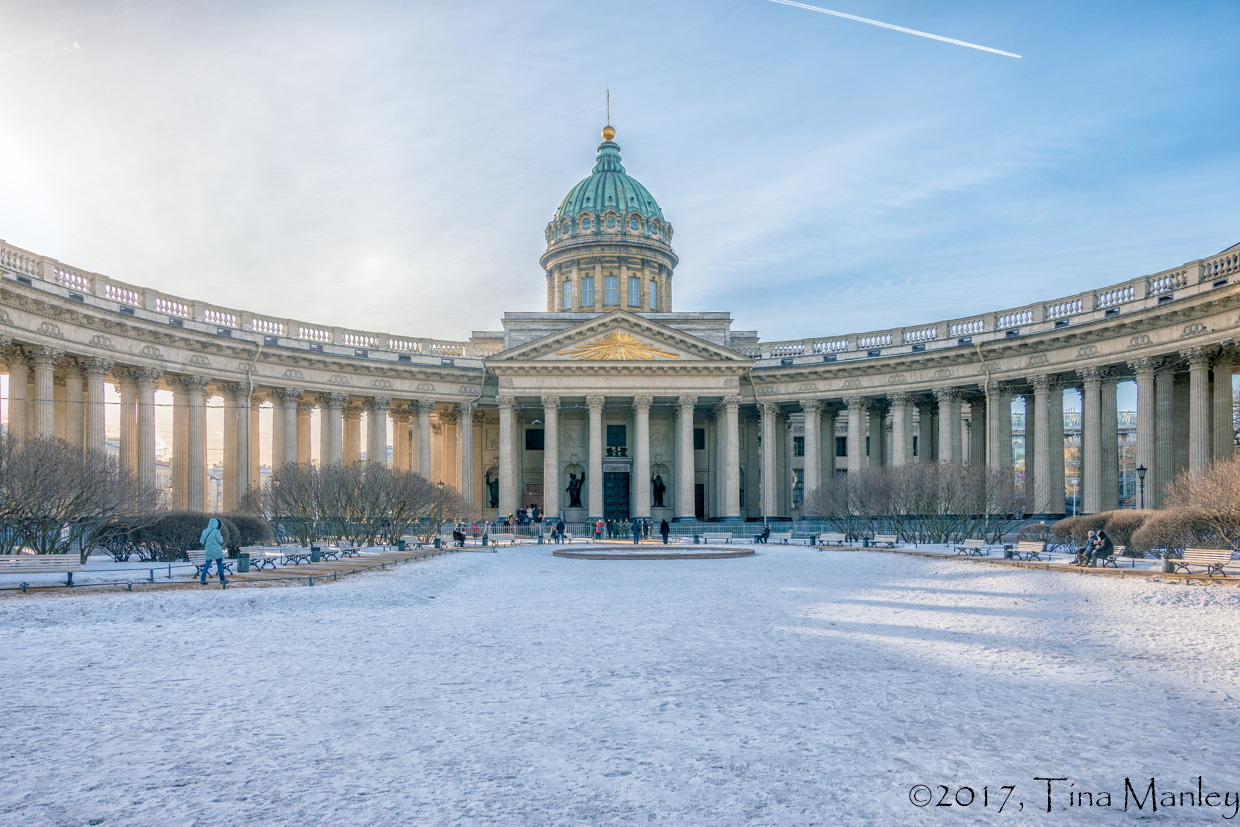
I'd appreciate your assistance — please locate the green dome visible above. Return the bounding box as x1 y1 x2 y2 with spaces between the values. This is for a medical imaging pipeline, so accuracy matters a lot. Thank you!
554 139 665 222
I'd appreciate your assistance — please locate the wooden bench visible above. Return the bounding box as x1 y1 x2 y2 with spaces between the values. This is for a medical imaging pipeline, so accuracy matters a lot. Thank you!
1011 541 1046 561
701 532 733 544
1100 545 1129 568
954 539 988 556
488 533 525 547
817 532 848 546
871 534 899 548
241 546 283 570
186 551 234 578
0 554 85 587
1174 548 1234 577
768 531 794 544
280 546 314 565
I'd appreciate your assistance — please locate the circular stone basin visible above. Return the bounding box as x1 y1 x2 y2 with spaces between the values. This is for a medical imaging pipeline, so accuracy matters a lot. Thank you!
553 545 755 560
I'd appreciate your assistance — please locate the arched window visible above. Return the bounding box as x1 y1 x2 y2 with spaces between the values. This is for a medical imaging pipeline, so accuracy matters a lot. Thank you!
562 280 572 311
649 278 659 311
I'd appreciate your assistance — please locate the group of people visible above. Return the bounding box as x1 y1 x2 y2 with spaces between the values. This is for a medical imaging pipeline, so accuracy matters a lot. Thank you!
1073 529 1115 567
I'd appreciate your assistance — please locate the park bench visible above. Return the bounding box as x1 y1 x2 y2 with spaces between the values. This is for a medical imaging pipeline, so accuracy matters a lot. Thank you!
701 532 733 544
1011 541 1046 561
817 532 848 546
280 546 314 565
954 539 989 556
1174 548 1234 577
1100 545 1129 568
186 551 234 578
337 546 362 558
871 534 899 548
488 533 528 547
768 531 794 544
242 546 283 570
0 554 84 587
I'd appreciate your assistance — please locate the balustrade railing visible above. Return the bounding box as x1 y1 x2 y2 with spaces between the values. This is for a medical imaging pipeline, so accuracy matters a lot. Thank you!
903 326 937 343
948 319 985 337
154 297 191 318
857 333 892 349
1096 285 1136 308
248 317 287 336
1149 271 1187 294
1046 298 1083 319
996 309 1034 329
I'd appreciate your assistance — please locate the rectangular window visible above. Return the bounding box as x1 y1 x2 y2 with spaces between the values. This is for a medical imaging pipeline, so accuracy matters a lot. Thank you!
793 436 805 457
606 424 626 448
628 276 641 306
836 436 847 457
580 276 594 308
650 278 659 311
912 435 918 457
562 280 572 311
693 427 705 451
604 275 618 305
525 428 545 451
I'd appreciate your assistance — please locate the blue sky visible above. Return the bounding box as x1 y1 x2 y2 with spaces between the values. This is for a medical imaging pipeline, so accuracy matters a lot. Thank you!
1 0 1238 349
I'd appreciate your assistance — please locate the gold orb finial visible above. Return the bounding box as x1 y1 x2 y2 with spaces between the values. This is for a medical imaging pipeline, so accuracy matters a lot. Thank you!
601 124 615 141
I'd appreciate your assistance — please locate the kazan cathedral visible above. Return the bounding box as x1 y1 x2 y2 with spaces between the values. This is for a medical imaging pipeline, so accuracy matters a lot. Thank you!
1 123 1238 524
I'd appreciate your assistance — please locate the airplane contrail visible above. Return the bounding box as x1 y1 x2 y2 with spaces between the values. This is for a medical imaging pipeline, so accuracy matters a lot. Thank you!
766 0 1022 58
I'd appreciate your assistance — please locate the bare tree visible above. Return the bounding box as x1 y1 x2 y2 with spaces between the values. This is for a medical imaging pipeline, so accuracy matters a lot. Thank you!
0 436 154 561
1163 457 1240 551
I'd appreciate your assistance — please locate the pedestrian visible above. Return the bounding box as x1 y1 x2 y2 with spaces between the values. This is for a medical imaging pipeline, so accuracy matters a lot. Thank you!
631 516 642 545
199 517 227 586
595 519 603 541
555 517 565 543
660 518 670 545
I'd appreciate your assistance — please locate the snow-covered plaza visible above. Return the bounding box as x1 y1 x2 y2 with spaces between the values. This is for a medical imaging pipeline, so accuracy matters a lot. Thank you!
3 546 1239 825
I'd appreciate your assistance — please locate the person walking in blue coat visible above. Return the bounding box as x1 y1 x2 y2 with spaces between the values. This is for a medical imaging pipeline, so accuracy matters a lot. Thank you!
199 517 227 585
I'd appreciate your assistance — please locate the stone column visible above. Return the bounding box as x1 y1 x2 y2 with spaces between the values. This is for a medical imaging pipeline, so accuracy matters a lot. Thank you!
1100 374 1119 510
935 388 962 464
845 397 867 475
29 347 62 439
631 396 651 519
1130 359 1156 509
60 360 84 448
296 402 313 464
134 368 159 495
724 396 741 518
186 377 207 511
1047 383 1065 515
676 395 697 520
1185 348 1212 474
801 399 821 495
587 395 605 520
966 395 986 466
3 348 27 443
116 369 137 475
171 378 189 509
417 400 434 478
1078 368 1103 513
1213 352 1234 461
1153 366 1176 508
986 383 1014 471
712 404 726 518
542 396 560 518
458 401 475 505
1030 377 1052 514
367 397 390 469
888 393 913 466
81 359 111 453
761 402 779 517
321 393 346 466
593 258 603 312
496 394 515 518
390 406 412 471
223 382 252 510
916 401 934 462
343 407 362 465
867 406 885 468
273 389 301 470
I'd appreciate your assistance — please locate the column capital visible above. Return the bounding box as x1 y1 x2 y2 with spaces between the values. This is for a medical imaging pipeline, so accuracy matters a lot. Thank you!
456 400 473 415
368 396 391 413
586 395 606 412
631 395 653 411
439 408 458 426
540 394 560 411
416 399 436 415
2 345 25 366
320 392 349 409
1030 375 1055 392
1181 346 1214 367
389 407 413 423
497 394 516 410
273 387 304 404
760 400 780 417
933 387 961 403
1076 366 1105 384
800 398 822 414
80 358 114 377
222 382 250 401
472 410 485 426
887 392 911 406
170 374 211 391
722 395 742 408
28 346 64 368
1127 357 1156 378
132 367 163 386
342 406 363 423
985 380 1016 396
677 394 697 409
845 396 868 412
59 357 82 376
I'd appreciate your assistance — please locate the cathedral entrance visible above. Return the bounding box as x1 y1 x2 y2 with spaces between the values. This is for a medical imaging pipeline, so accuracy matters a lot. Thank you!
603 472 631 522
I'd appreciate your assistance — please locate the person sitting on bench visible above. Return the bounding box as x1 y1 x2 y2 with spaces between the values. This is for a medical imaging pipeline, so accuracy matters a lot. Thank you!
1072 531 1097 566
1086 529 1114 567
756 525 771 544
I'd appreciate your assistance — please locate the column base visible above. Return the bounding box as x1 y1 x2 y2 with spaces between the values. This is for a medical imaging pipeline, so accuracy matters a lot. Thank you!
672 516 697 522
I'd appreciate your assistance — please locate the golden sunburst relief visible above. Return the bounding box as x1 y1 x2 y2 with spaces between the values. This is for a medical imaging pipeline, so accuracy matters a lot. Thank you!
557 331 680 360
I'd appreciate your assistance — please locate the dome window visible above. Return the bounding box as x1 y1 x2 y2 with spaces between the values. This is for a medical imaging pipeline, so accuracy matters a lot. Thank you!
581 218 592 230
630 218 640 230
606 217 617 229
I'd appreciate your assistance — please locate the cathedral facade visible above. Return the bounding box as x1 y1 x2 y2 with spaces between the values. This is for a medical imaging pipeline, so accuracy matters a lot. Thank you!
2 124 1238 521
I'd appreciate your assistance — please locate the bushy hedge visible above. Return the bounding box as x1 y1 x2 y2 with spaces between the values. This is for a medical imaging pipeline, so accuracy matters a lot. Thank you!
88 512 272 561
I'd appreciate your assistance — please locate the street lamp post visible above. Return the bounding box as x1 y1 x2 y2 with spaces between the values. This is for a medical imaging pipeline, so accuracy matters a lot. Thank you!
1069 477 1079 516
1136 464 1147 510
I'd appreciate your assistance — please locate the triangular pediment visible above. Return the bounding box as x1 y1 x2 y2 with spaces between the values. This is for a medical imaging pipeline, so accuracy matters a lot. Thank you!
489 311 749 364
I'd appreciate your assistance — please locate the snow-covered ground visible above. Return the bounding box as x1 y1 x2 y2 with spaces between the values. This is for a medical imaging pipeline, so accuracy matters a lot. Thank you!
2 546 1238 825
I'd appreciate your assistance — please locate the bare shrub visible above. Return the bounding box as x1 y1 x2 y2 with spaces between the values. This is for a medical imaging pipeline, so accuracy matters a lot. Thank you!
1162 458 1240 551
1101 510 1154 550
1016 522 1052 542
1129 508 1220 555
1050 515 1103 547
